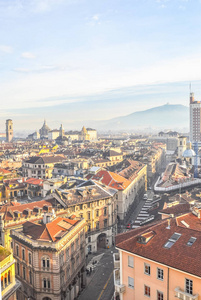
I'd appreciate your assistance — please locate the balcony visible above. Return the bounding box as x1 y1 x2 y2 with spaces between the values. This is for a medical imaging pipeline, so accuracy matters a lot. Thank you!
175 287 199 300
113 253 120 269
114 269 125 294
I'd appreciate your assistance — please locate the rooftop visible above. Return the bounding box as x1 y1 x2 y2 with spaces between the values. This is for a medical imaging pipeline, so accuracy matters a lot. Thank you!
116 212 201 277
0 246 11 262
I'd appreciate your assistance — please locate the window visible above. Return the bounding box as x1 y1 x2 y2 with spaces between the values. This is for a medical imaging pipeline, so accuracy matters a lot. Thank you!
71 242 74 254
104 207 107 216
96 222 99 230
76 238 79 249
144 285 150 297
28 253 32 264
22 249 25 260
16 245 19 256
185 278 193 295
88 236 91 243
87 203 90 208
17 263 20 275
157 268 163 280
29 271 32 284
43 279 47 288
164 232 181 249
23 267 26 280
42 257 50 269
144 263 150 275
157 291 163 300
96 210 99 217
104 219 107 227
187 237 196 246
128 276 134 289
87 212 91 220
66 247 69 259
128 256 134 268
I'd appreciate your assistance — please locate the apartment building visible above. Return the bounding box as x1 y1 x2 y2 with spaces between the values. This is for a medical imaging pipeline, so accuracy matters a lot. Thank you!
0 181 117 254
114 209 201 300
11 216 86 300
190 92 201 142
51 180 117 253
0 245 21 300
0 198 67 250
87 161 147 222
142 143 166 185
22 155 65 179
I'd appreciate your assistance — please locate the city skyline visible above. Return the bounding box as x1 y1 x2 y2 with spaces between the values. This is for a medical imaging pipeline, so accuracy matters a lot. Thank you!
0 0 201 129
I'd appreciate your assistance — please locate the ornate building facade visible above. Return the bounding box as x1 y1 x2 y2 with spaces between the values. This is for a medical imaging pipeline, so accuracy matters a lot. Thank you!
11 216 86 300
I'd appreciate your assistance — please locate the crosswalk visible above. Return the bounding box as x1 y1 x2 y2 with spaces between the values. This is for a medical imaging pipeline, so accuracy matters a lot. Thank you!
131 198 155 228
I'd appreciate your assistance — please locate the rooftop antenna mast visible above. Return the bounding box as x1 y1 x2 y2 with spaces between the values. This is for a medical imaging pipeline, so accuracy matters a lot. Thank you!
189 82 191 93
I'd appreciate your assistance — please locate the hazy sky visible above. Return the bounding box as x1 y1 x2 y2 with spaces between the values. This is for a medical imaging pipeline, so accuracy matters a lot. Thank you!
0 0 201 130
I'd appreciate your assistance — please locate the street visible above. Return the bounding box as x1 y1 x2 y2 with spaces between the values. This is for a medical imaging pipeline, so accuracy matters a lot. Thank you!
78 247 116 300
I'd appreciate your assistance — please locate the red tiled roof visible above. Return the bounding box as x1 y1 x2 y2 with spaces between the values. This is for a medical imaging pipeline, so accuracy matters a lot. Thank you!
0 199 55 221
23 217 80 242
116 213 201 277
0 168 11 174
159 203 190 216
87 169 130 190
25 178 44 186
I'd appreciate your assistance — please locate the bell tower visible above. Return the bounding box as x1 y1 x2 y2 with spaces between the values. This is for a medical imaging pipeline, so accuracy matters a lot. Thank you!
6 119 13 142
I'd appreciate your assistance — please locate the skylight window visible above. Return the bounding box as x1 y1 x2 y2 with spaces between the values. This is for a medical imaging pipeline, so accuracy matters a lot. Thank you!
164 232 181 249
187 237 196 246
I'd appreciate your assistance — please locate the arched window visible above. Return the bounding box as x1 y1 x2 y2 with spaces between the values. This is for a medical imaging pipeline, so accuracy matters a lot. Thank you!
42 256 50 269
22 248 25 260
4 273 7 286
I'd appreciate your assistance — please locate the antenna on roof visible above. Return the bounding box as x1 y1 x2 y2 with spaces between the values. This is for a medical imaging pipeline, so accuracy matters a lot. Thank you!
189 82 192 94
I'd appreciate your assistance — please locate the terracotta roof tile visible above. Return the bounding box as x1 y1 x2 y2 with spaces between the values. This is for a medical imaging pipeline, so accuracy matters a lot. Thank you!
116 213 201 277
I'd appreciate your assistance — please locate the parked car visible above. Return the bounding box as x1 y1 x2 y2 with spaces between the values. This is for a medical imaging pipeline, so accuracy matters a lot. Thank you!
126 223 131 229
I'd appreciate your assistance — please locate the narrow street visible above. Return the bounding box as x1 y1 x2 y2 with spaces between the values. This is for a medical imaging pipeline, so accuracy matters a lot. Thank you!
78 247 115 300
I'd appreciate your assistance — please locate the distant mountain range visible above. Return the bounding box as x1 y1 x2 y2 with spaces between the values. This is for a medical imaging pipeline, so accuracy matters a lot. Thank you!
83 103 189 131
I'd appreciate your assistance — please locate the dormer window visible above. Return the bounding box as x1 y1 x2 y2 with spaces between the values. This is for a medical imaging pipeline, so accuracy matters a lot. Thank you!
137 231 155 244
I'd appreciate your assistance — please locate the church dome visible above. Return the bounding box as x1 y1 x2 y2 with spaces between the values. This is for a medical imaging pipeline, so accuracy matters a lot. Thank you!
182 149 196 158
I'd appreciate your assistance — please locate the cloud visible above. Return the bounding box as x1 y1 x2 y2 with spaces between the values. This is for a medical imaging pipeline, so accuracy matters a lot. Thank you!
0 0 75 15
92 14 99 21
0 45 13 54
13 64 71 74
21 52 36 59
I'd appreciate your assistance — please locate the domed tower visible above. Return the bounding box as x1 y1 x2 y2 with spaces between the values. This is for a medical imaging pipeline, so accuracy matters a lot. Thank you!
182 142 196 165
6 119 13 142
39 120 51 139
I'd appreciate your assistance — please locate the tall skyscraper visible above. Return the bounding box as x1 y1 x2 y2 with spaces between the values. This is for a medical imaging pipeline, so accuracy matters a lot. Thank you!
189 92 201 142
6 119 13 142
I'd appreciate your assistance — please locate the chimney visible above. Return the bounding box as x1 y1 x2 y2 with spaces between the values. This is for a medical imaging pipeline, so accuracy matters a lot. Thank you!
166 219 171 229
